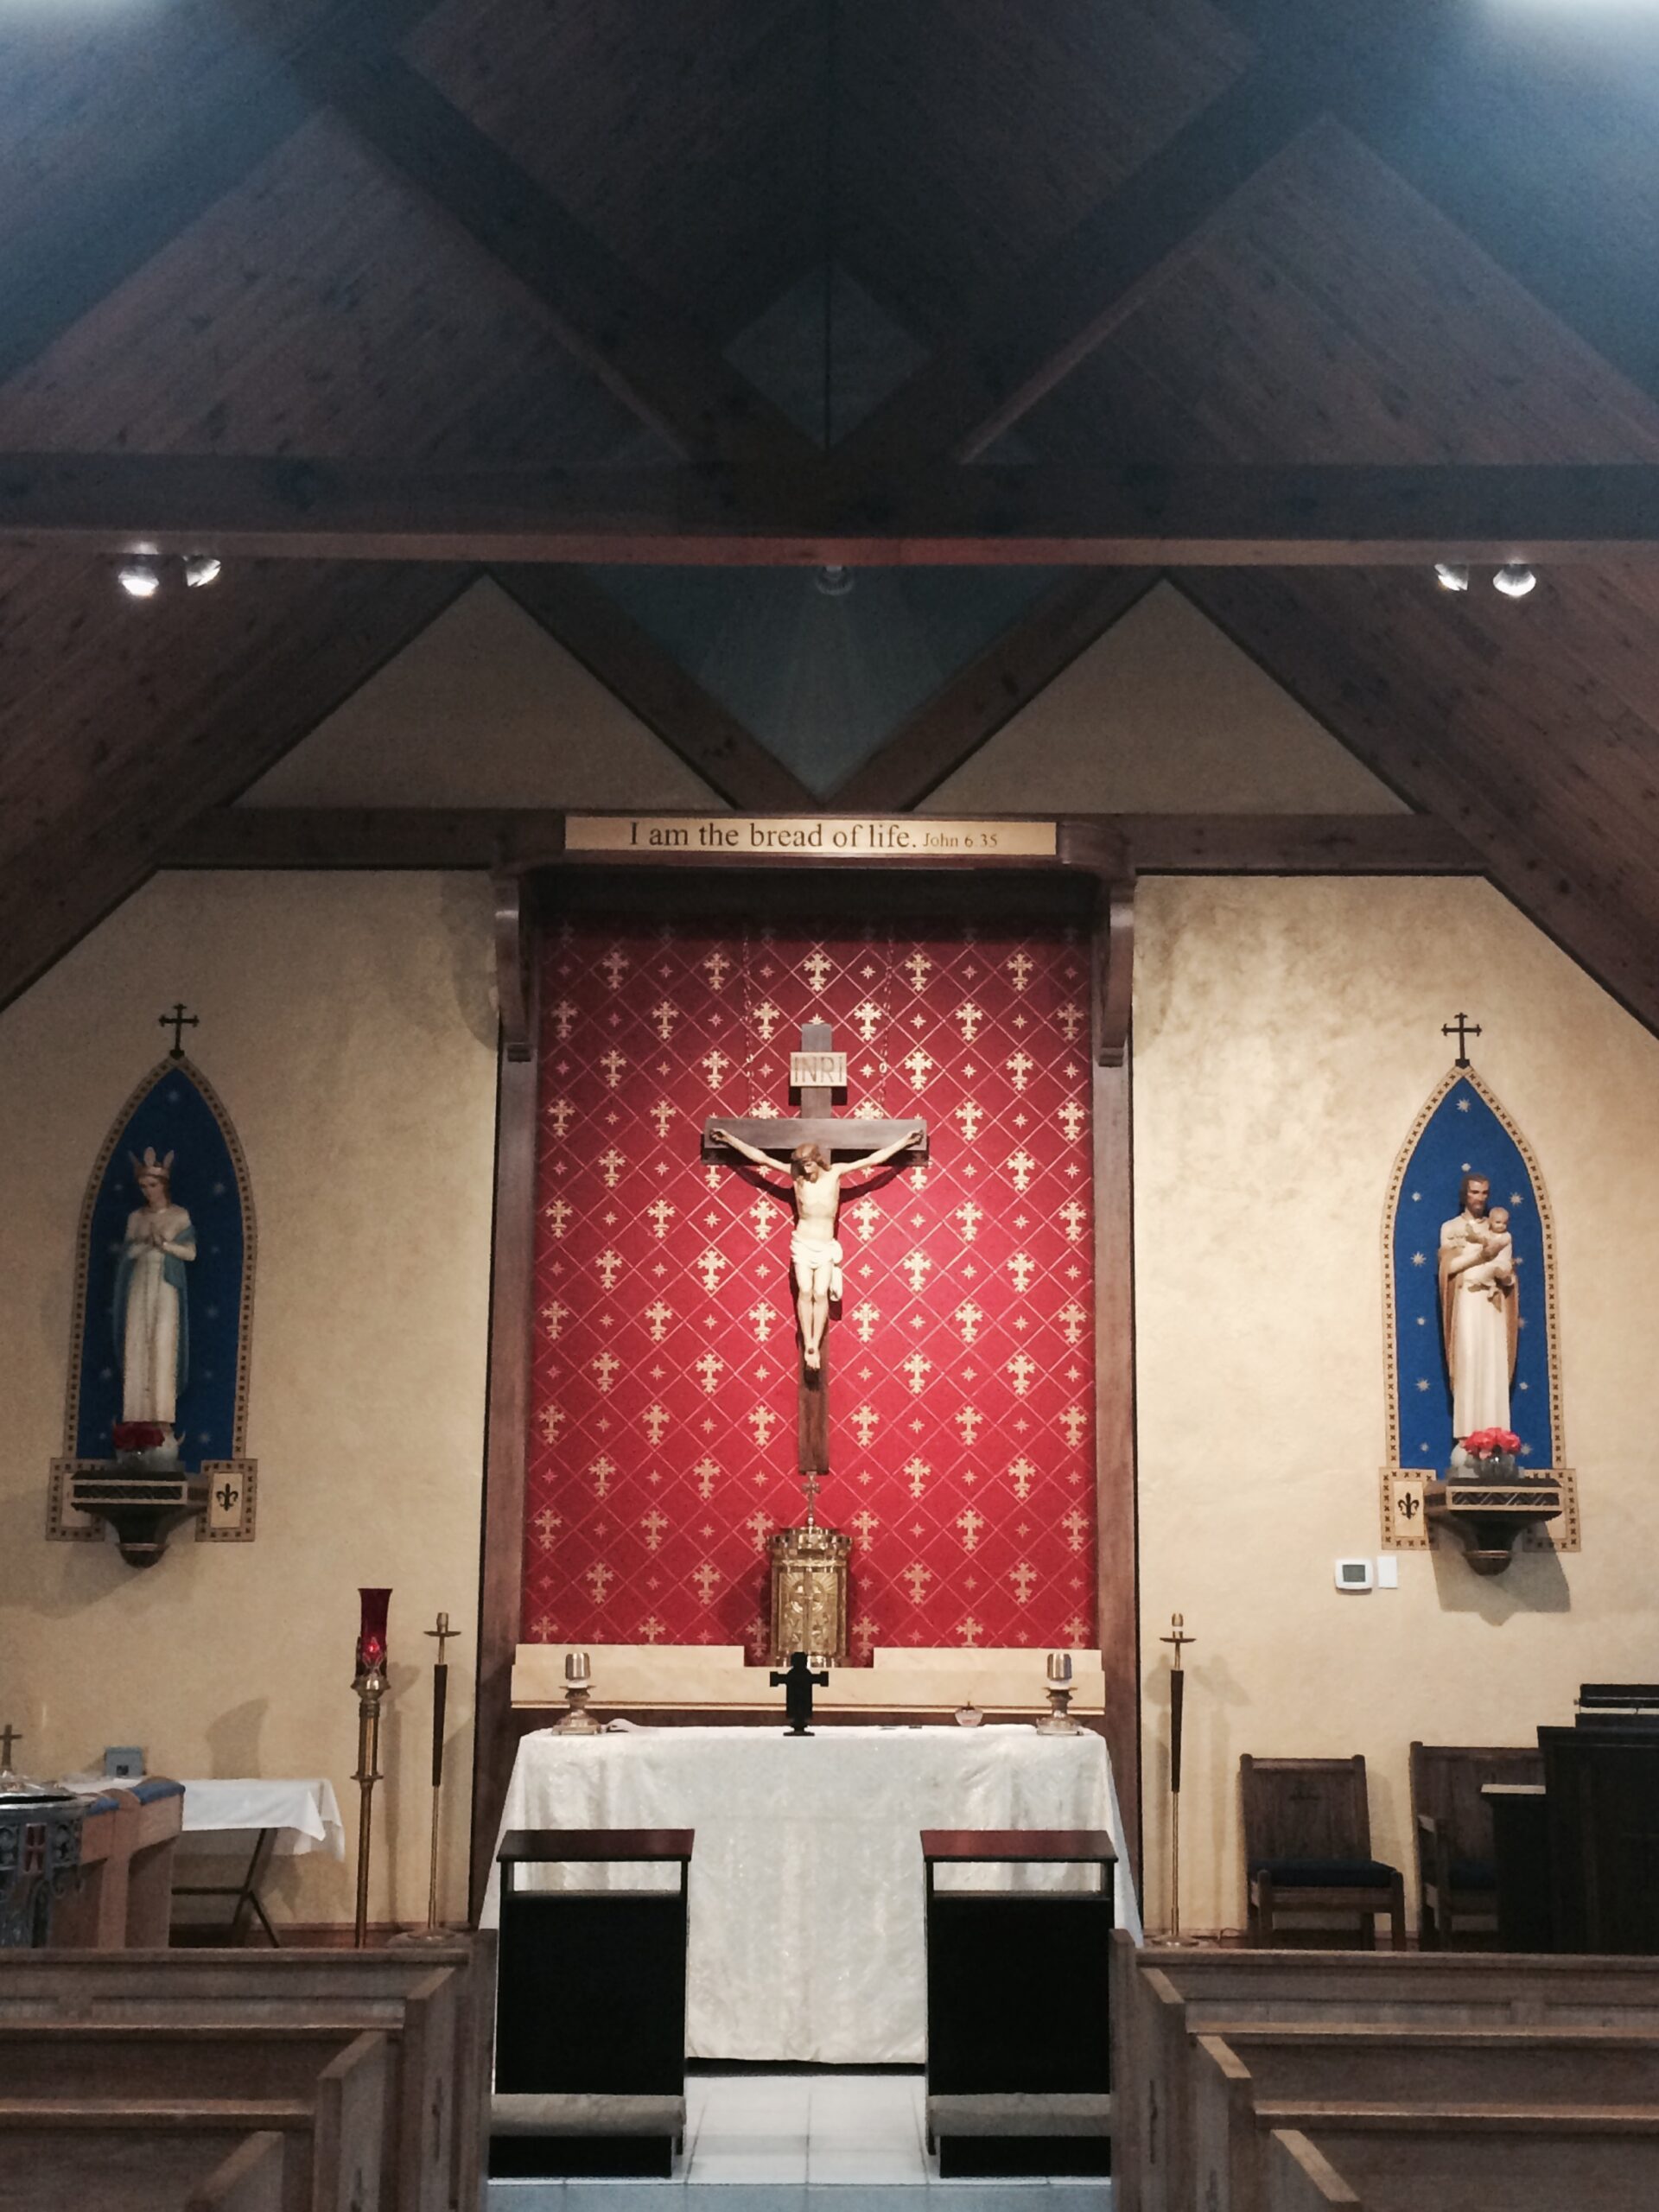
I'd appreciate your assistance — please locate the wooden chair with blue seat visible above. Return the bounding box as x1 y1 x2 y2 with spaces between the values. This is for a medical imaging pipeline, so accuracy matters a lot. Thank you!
1240 1755 1406 1950
1410 1740 1545 1948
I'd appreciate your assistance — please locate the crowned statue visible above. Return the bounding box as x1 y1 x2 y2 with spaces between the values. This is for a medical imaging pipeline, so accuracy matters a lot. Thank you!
113 1146 196 1443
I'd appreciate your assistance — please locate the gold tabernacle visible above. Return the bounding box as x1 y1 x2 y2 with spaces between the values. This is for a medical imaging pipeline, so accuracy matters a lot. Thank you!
768 1520 850 1669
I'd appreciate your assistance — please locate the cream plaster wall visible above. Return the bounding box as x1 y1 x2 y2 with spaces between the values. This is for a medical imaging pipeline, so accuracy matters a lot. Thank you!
0 873 499 1926
242 577 724 810
925 582 1404 816
1133 876 1659 1934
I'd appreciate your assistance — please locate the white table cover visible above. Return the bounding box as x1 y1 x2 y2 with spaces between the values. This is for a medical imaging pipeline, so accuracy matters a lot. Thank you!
488 1724 1139 2062
175 1777 345 1859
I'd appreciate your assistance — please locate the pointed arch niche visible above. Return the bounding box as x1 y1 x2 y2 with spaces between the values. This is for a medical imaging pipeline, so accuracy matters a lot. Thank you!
1379 1063 1575 1554
48 1056 258 1549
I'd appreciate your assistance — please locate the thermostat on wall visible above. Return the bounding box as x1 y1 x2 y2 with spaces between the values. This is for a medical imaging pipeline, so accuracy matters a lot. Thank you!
1334 1558 1374 1592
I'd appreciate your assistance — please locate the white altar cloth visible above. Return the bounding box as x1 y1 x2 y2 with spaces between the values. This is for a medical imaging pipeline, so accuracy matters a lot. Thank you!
489 1725 1139 2063
175 1777 345 1858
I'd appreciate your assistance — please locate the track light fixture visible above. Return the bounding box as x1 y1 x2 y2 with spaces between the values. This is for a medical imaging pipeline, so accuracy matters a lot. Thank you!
1492 563 1537 600
1433 563 1470 592
815 564 855 599
114 552 224 601
117 560 161 601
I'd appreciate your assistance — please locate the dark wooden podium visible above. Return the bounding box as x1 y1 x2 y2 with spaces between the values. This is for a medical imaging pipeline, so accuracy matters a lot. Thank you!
1540 1724 1659 1954
493 1827 692 2178
922 1828 1116 2177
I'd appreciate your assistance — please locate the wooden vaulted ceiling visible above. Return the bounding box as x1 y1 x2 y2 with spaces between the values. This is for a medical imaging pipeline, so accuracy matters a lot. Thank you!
4 0 1659 1032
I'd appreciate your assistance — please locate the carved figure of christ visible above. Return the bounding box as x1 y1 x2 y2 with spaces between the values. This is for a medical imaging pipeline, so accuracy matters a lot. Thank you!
704 1020 927 1472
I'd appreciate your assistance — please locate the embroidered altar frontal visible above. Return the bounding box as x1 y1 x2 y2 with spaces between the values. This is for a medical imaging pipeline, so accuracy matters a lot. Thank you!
523 916 1097 1656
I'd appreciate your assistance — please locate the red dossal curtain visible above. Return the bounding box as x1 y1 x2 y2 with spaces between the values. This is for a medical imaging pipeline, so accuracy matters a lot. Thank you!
523 914 1096 1656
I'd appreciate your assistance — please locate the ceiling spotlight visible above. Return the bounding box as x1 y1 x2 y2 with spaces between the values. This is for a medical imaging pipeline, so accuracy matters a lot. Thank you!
183 555 222 589
1433 563 1470 592
814 563 855 599
117 560 161 601
1493 563 1537 600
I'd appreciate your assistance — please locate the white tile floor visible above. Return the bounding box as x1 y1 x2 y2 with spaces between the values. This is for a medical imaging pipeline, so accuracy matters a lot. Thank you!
487 2070 1113 2209
689 2069 925 2183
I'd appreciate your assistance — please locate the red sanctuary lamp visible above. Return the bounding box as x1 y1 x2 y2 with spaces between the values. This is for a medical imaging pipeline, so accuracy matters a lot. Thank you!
351 1587 392 1948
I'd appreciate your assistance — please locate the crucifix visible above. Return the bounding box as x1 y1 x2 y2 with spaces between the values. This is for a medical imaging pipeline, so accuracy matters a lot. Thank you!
0 1724 19 1773
1441 1012 1482 1069
159 1002 199 1059
705 1020 926 1475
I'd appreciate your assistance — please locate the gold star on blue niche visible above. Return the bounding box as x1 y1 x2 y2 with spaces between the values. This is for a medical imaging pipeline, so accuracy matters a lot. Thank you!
1457 1099 1471 1112
1510 1192 1524 1206
1411 1251 1427 1266
1410 1191 1421 1201
1416 1378 1430 1391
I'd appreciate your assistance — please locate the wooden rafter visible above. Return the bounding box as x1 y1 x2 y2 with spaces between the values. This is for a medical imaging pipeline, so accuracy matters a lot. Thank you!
10 454 1659 563
1176 569 1659 1037
291 36 815 467
0 563 472 1012
163 808 1477 876
830 570 1160 810
0 0 436 387
490 566 813 810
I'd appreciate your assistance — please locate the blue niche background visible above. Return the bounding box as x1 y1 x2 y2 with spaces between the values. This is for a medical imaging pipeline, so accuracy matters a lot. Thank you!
76 1065 247 1470
1390 1074 1554 1471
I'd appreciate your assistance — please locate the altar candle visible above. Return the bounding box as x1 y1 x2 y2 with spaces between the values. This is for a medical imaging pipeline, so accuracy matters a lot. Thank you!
1046 1650 1073 1684
565 1649 591 1684
357 1587 392 1676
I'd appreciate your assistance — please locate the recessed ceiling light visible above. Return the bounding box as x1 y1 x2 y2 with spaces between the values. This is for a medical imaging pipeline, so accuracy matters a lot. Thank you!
1433 563 1471 592
183 555 222 589
814 564 855 599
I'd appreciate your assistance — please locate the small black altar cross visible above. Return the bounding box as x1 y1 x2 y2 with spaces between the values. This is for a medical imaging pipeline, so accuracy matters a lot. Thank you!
704 1021 927 1473
159 1002 199 1059
1441 1012 1482 1069
0 1724 19 1771
770 1651 828 1737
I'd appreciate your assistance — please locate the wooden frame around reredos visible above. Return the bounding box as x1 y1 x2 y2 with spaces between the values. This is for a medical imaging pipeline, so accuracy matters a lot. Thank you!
468 811 1141 1916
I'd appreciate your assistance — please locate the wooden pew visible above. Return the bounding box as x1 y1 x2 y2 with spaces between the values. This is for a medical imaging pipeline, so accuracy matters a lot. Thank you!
0 1938 493 2212
1263 2108 1659 2212
0 2031 388 2212
1114 1936 1659 2212
0 2127 286 2212
188 2133 288 2212
1193 2029 1659 2212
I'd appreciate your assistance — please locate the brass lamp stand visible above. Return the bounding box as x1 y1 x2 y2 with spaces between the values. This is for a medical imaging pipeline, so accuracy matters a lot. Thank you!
1159 1611 1197 1943
352 1587 391 1950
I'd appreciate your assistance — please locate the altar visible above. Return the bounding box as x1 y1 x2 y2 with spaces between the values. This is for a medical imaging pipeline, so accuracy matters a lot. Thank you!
488 1724 1139 2063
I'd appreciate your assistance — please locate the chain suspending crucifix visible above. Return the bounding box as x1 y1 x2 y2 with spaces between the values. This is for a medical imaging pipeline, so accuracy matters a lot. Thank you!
704 1021 926 1476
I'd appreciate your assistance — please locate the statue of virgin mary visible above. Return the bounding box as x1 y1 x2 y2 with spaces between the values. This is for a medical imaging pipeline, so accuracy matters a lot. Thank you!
113 1147 196 1433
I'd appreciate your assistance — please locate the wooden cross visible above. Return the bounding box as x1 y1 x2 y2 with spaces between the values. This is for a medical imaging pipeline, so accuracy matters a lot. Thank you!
159 1001 199 1058
0 1724 18 1770
1441 1012 1482 1068
704 1020 927 1478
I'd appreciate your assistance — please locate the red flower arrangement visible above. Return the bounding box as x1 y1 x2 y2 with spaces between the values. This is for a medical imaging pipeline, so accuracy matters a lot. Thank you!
112 1422 167 1452
1462 1427 1522 1459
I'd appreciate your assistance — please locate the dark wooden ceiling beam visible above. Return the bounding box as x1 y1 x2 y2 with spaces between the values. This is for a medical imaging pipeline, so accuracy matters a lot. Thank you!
828 59 1334 476
1175 569 1659 1036
292 36 815 467
8 454 1659 563
0 0 435 387
0 563 472 1012
162 805 1477 876
490 567 813 810
830 570 1160 810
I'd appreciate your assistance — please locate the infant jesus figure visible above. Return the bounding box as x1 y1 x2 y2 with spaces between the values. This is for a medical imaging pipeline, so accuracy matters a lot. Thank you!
1460 1204 1516 1307
711 1123 923 1371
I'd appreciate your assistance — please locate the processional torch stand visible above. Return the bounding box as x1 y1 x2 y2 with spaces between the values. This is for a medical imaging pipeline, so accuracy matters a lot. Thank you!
352 1587 392 1950
423 1612 460 1932
1160 1611 1197 1943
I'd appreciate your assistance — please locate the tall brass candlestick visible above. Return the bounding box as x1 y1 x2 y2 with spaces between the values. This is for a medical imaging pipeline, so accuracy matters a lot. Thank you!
422 1611 460 1933
352 1588 392 1949
1160 1611 1196 1941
